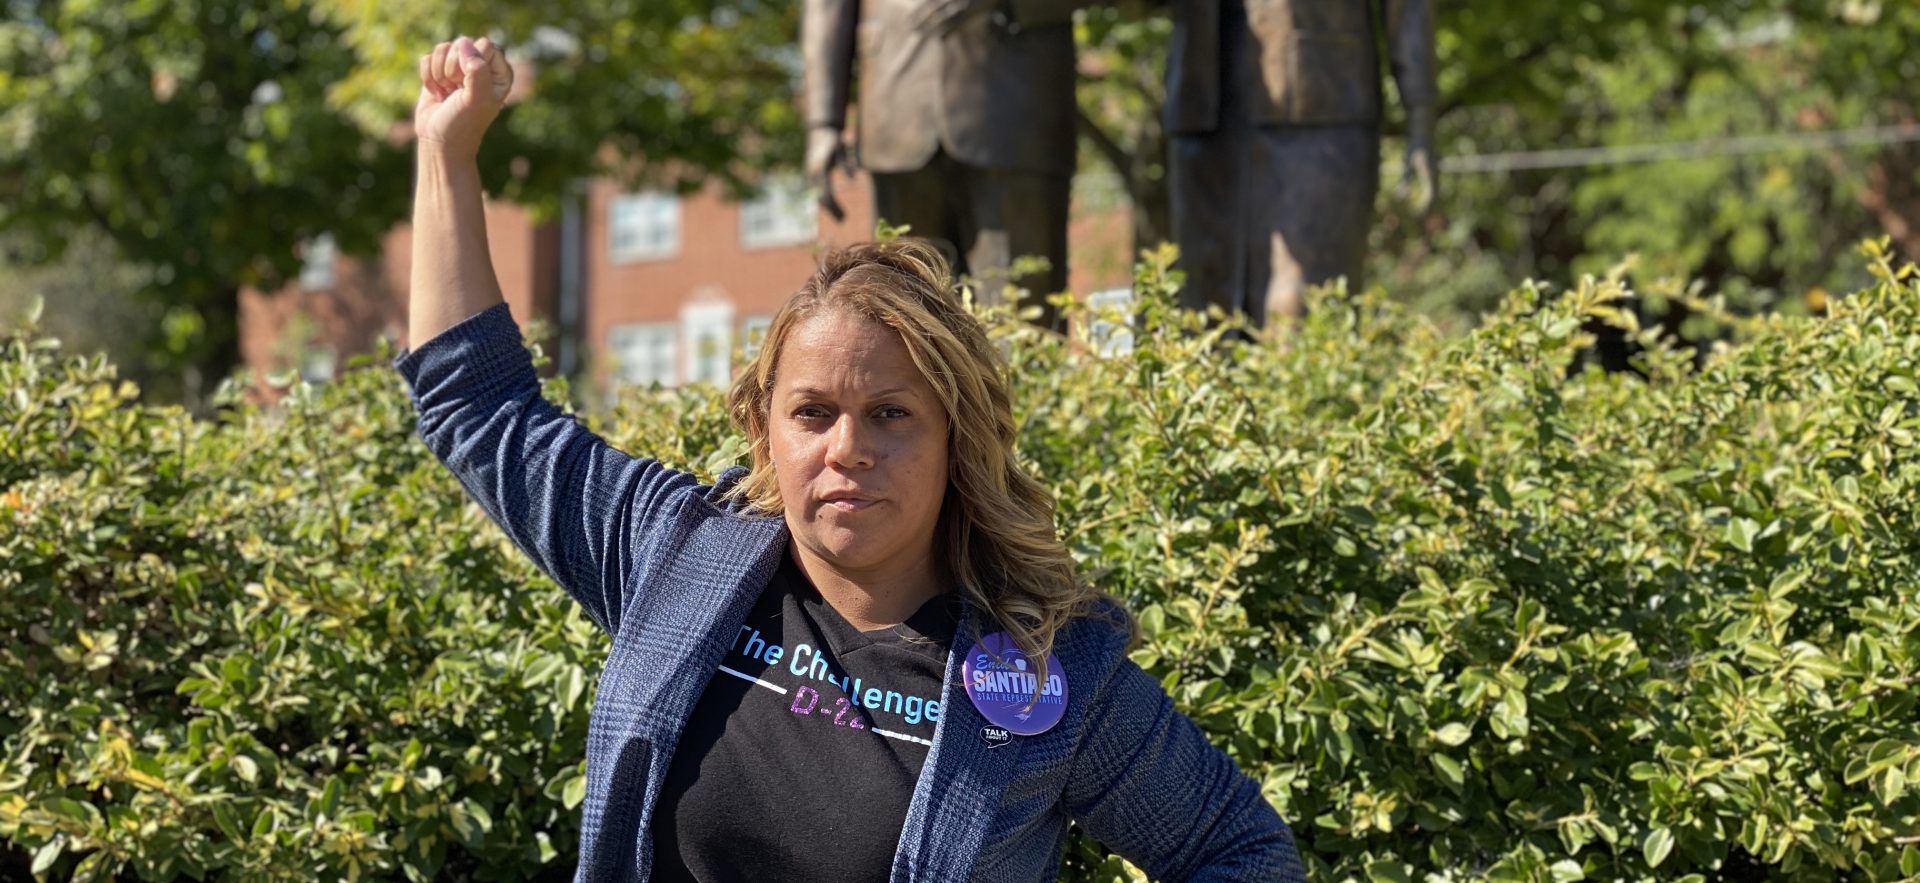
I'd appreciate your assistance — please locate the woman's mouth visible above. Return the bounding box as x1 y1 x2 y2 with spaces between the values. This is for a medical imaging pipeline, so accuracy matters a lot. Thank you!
821 493 877 511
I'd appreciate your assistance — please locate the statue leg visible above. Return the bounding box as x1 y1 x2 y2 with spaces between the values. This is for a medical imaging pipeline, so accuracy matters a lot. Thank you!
871 151 967 277
1251 125 1379 324
1169 128 1251 320
956 165 1070 331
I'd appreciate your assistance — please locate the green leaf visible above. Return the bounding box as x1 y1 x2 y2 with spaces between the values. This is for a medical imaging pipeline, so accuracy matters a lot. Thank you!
465 799 493 833
43 797 99 826
1726 518 1759 553
1433 722 1473 746
1644 826 1675 868
451 798 494 845
69 851 107 883
31 837 64 875
1548 859 1585 881
212 802 246 843
1365 859 1413 883
1430 754 1466 788
562 664 587 711
1878 766 1907 804
316 777 343 819
522 654 566 688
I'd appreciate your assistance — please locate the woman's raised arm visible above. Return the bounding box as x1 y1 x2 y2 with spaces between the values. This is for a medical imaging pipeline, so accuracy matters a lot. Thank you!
409 36 510 344
395 36 706 636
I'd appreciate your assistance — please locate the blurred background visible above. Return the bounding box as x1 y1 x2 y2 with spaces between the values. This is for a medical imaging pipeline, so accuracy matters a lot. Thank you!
0 0 1914 411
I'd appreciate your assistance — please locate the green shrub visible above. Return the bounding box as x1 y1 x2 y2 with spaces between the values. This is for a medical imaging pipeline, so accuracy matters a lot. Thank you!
2 242 1918 882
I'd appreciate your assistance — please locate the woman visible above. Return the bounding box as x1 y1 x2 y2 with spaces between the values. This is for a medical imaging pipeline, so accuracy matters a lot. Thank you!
396 35 1305 882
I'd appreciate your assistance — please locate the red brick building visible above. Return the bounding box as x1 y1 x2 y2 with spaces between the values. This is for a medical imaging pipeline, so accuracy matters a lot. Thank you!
241 168 1133 403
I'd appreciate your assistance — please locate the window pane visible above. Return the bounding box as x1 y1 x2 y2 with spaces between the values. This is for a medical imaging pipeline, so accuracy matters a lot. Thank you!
681 300 735 387
608 323 678 387
741 314 774 360
739 174 818 249
299 234 336 290
609 192 680 262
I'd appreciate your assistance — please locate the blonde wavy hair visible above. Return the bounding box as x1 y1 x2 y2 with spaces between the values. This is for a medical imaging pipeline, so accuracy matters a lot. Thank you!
726 239 1126 685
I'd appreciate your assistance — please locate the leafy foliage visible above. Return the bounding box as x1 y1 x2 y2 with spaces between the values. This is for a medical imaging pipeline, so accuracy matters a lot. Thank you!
4 244 1920 881
1377 1 1920 324
0 0 805 410
324 0 806 210
0 0 415 408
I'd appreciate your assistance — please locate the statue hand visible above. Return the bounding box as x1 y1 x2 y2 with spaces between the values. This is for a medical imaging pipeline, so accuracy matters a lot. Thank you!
1402 143 1438 217
911 0 999 37
1398 108 1440 224
806 126 851 223
414 35 513 161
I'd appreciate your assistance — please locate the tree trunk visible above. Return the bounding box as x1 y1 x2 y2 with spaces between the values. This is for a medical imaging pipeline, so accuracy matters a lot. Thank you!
1127 127 1170 255
1076 106 1171 256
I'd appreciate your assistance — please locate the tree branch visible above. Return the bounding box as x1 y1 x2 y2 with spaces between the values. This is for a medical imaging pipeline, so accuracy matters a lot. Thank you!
1075 104 1134 185
1440 43 1552 119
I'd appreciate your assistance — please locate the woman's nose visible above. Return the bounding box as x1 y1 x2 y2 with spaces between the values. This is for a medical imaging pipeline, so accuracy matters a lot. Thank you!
824 415 874 469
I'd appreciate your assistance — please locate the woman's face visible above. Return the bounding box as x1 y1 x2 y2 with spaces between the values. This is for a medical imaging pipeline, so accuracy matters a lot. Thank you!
768 309 951 577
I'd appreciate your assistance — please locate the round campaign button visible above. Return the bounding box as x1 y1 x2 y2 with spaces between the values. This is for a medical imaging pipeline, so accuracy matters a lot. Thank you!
961 632 1067 736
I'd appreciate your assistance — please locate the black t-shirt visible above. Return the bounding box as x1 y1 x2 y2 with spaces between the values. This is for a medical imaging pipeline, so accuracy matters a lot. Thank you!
650 551 959 883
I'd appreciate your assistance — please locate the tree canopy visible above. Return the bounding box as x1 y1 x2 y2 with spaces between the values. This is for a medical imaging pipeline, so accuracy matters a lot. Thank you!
0 0 804 409
2 0 1916 404
325 0 804 210
0 0 411 408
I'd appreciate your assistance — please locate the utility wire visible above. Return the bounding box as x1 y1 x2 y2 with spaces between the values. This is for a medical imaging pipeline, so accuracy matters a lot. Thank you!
1440 122 1920 174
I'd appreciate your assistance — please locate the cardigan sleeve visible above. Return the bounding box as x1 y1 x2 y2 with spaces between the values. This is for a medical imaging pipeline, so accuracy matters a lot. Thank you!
392 303 703 636
1062 658 1308 882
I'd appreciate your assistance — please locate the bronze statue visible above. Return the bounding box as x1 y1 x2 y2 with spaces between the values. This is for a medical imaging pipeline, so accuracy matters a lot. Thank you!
1165 0 1437 325
803 0 1081 329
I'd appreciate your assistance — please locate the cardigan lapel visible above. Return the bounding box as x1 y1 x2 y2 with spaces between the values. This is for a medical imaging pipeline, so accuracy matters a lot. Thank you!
621 512 789 876
889 603 1024 883
619 512 788 710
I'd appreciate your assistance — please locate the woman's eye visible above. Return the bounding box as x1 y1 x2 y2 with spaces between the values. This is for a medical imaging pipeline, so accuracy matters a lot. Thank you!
875 406 909 419
794 406 830 420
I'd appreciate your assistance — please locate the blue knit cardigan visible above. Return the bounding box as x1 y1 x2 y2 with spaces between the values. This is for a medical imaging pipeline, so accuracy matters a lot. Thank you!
393 303 1307 882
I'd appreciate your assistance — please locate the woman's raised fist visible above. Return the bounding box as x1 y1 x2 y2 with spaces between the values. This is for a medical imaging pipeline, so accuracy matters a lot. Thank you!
414 35 513 160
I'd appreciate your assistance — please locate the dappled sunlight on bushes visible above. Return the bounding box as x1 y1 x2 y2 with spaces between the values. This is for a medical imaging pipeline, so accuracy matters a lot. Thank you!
2 242 1918 881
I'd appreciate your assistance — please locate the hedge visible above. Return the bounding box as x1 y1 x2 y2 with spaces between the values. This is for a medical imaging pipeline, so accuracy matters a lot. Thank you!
2 240 1918 882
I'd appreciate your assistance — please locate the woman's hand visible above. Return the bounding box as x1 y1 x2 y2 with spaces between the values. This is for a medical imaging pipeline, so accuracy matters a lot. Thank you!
415 35 513 161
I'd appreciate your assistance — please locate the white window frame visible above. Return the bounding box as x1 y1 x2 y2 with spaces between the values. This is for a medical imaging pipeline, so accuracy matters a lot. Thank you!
681 300 736 388
738 174 818 249
740 314 775 361
608 192 681 263
607 322 679 388
1086 287 1136 357
299 234 336 291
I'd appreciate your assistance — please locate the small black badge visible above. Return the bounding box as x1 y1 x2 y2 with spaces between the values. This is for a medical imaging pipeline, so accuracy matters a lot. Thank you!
981 726 1013 748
